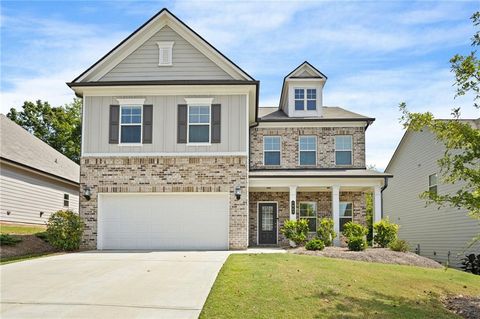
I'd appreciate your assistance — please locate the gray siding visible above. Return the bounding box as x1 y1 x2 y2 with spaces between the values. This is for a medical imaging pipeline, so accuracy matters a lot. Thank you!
100 26 233 81
83 95 247 154
0 163 79 225
384 130 479 268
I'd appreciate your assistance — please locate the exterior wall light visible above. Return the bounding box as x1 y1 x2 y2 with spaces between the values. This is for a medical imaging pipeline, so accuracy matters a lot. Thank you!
83 186 92 200
234 186 241 200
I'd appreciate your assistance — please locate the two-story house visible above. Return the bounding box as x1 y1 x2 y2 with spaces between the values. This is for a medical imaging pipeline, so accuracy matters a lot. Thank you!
68 8 391 250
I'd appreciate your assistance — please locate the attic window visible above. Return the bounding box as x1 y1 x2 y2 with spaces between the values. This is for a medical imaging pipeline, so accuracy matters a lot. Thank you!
157 41 174 66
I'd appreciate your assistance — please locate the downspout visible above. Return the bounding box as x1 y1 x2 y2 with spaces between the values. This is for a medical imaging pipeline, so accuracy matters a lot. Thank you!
380 176 389 219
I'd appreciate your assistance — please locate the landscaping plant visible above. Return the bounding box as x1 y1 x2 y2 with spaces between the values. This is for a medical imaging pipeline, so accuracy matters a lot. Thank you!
342 221 368 238
0 234 22 246
316 217 336 246
280 219 309 246
461 254 480 275
347 236 367 251
305 238 325 251
47 210 84 251
373 218 399 247
389 239 410 252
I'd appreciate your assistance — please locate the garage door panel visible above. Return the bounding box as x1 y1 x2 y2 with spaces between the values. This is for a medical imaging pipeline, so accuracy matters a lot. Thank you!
98 193 229 250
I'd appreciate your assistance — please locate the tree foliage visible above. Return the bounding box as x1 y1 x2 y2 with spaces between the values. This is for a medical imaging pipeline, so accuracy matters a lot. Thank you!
7 99 81 163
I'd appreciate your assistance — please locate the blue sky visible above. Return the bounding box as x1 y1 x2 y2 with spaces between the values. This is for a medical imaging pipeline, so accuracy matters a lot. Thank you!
1 0 479 169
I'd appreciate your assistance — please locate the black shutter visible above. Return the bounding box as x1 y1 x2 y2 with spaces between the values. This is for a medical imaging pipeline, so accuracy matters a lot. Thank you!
142 105 153 144
211 104 221 143
109 105 119 144
177 104 188 143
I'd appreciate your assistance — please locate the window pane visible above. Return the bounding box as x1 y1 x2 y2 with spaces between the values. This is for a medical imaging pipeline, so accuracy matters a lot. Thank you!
121 125 141 143
336 151 352 165
340 202 353 217
121 106 142 124
300 203 316 217
189 106 210 124
261 206 274 231
336 135 352 150
306 218 317 232
429 185 437 195
429 174 437 186
300 136 316 151
121 115 131 124
300 151 316 165
294 89 304 99
189 125 209 143
264 137 280 151
121 107 132 116
295 100 304 110
131 115 141 124
306 99 316 110
264 151 280 165
340 217 352 232
307 89 316 99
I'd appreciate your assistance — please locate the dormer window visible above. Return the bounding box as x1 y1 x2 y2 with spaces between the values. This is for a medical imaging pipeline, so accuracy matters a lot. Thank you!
157 41 174 66
294 88 317 111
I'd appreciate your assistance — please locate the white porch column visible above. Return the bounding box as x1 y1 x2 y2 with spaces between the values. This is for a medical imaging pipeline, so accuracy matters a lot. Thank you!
331 185 340 246
289 186 297 221
373 185 382 224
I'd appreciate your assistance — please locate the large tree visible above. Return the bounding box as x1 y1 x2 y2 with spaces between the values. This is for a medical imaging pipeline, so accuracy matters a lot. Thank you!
399 12 480 241
7 99 81 164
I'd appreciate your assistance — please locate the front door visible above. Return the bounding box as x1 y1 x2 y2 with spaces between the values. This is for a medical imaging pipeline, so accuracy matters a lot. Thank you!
258 203 277 245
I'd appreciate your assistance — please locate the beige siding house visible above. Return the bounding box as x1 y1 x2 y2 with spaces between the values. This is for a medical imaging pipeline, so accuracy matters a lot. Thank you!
0 115 80 225
384 124 480 268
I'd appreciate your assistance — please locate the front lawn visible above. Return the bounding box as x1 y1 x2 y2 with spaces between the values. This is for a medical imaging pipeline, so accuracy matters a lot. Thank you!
200 254 480 319
0 223 46 235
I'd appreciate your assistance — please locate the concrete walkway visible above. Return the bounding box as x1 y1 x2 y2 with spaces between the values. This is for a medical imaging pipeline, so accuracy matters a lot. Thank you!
1 249 283 318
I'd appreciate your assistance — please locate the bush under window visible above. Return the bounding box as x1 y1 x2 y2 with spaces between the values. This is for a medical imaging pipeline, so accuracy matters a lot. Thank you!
389 239 410 252
280 219 309 246
373 219 399 248
317 218 336 246
305 238 325 251
342 221 368 238
47 210 84 251
347 236 367 251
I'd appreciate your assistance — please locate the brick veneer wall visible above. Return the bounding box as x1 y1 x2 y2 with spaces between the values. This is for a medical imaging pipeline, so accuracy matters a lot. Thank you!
249 126 365 169
80 156 248 250
249 191 366 246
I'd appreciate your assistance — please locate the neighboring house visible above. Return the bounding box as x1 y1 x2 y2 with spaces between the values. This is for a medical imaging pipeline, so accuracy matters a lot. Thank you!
384 122 480 268
68 8 391 250
0 114 80 225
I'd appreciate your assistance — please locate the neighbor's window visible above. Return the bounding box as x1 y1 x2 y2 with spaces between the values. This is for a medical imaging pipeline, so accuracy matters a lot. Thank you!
428 173 438 195
120 106 142 143
335 135 352 165
299 202 317 232
339 202 353 232
63 194 69 207
264 136 281 165
299 136 317 165
188 105 210 143
294 88 317 111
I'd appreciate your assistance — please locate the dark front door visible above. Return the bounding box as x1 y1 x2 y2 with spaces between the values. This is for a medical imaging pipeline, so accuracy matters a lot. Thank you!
258 203 277 245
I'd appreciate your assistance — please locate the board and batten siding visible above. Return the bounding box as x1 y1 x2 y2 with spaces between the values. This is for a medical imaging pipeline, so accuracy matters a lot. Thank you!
383 130 479 268
100 26 233 81
0 163 79 225
83 95 247 154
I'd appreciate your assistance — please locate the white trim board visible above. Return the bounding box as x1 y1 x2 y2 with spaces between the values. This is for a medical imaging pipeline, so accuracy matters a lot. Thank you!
82 152 248 157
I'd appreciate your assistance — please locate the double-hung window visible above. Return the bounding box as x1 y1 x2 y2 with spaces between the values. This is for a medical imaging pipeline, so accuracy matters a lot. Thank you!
188 105 210 143
294 88 317 111
299 202 317 232
120 106 142 144
339 202 353 232
264 136 281 165
63 194 69 207
335 135 352 165
299 136 317 165
428 173 438 195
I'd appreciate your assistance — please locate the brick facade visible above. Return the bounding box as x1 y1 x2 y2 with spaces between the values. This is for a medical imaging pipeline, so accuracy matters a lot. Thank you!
80 156 248 250
249 126 365 169
249 191 366 246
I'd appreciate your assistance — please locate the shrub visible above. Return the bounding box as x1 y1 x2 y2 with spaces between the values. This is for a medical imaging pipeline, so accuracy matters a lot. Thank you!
347 236 367 251
280 219 309 246
461 254 480 275
342 221 368 238
317 218 336 246
373 219 399 247
389 239 410 252
35 231 49 242
305 238 325 251
0 234 22 246
47 210 84 251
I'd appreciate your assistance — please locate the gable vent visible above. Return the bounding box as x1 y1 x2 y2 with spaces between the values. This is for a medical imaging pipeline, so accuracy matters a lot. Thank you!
157 41 174 66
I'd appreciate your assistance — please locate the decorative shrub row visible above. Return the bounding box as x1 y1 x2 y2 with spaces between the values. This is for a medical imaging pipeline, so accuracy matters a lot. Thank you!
0 234 22 246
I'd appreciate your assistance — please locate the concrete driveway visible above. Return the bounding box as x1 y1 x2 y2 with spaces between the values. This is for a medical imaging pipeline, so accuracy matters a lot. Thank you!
1 251 233 318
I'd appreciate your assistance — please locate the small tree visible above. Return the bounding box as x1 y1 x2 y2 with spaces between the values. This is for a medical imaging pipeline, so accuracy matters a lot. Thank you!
316 217 336 246
280 219 309 246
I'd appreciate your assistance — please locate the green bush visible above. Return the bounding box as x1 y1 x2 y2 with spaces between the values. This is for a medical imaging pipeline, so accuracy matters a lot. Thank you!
342 221 368 238
35 231 49 242
374 219 399 248
280 219 309 246
316 218 336 246
0 234 22 246
347 236 367 251
305 238 325 251
389 239 410 252
47 210 84 251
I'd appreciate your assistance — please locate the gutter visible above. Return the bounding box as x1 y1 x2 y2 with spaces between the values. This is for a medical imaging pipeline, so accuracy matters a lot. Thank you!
380 176 390 219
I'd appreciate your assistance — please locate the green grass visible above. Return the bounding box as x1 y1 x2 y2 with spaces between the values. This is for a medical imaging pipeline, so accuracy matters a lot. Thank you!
0 252 61 265
0 223 46 235
200 254 480 319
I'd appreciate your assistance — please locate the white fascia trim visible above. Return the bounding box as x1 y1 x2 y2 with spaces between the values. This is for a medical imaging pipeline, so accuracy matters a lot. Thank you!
82 152 247 157
79 85 254 97
184 97 214 105
116 98 146 105
287 78 326 82
257 121 366 128
249 177 383 188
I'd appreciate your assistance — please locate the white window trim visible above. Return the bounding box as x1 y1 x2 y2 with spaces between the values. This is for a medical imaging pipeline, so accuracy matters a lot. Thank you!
298 135 317 166
299 201 317 233
119 104 143 146
186 98 213 145
429 173 438 194
157 41 174 66
294 88 317 111
339 201 353 231
335 135 353 166
263 136 281 166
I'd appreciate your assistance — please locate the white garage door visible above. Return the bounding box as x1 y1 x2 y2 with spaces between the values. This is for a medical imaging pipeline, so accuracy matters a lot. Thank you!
98 193 229 250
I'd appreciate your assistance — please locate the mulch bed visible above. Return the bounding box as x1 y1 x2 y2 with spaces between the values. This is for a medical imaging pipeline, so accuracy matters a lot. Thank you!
289 246 442 268
1 234 57 259
443 295 480 319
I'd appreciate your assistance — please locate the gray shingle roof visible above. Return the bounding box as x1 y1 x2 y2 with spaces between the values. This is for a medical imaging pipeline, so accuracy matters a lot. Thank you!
259 106 373 121
0 114 79 184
